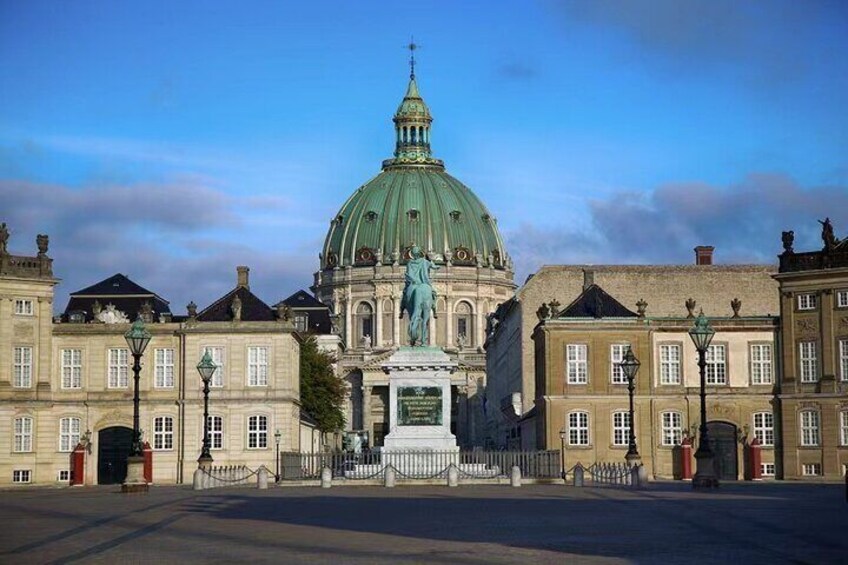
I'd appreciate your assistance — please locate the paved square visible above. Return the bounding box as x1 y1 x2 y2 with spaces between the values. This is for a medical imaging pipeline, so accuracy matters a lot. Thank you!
0 482 845 564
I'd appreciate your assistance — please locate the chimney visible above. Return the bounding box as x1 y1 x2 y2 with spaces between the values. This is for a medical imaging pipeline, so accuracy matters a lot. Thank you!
237 266 250 289
583 268 594 290
694 246 714 266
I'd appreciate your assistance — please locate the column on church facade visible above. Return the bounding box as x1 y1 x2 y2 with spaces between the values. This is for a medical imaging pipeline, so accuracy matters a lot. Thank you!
475 301 484 348
362 385 372 441
392 296 401 345
374 295 383 348
445 298 453 347
344 296 352 349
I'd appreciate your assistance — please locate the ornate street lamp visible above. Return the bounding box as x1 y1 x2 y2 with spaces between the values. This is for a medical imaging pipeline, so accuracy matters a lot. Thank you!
197 351 217 466
619 347 641 464
689 310 718 488
274 429 282 481
123 318 151 493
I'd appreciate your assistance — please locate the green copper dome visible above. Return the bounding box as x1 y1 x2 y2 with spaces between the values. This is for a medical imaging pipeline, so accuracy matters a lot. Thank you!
321 75 510 271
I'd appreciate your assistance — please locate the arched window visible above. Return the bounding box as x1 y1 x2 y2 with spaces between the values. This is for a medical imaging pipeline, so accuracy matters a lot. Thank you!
454 301 473 346
410 127 417 143
356 302 374 347
418 126 424 143
567 411 590 446
402 127 408 144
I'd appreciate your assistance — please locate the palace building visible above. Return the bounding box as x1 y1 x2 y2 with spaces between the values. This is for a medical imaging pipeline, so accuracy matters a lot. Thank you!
311 67 516 448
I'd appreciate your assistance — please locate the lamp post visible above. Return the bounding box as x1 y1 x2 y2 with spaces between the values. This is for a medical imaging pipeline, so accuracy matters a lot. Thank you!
196 351 217 467
619 347 641 464
123 318 151 493
274 429 282 481
689 310 719 488
559 430 567 479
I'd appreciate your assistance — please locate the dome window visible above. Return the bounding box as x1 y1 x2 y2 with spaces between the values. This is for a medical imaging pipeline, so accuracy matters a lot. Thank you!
334 215 344 226
325 252 339 269
450 210 462 222
407 209 420 222
355 247 377 266
364 211 378 223
481 213 491 222
453 246 474 265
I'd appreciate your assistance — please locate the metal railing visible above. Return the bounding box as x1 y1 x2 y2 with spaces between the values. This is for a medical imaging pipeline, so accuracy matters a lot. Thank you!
279 450 561 481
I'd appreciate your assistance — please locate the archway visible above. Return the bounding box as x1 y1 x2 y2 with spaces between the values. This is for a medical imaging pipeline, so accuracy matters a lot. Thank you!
706 421 738 480
98 426 133 485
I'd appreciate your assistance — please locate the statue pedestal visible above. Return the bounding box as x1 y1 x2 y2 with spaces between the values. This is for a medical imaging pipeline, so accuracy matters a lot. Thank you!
381 347 458 455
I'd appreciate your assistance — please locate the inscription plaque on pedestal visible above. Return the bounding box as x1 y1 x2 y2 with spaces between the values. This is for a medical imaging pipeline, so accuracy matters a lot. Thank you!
397 386 442 426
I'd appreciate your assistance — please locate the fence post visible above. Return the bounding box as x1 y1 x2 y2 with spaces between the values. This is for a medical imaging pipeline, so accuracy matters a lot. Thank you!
510 465 522 487
192 467 204 490
448 465 459 487
257 467 269 489
321 467 332 488
630 464 640 489
385 466 396 488
573 464 584 487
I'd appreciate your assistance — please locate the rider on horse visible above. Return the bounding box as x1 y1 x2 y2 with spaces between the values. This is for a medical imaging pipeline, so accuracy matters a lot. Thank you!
399 246 439 346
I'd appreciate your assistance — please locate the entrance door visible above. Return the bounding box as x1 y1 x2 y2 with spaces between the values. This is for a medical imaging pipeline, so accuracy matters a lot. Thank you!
707 421 738 481
98 426 133 485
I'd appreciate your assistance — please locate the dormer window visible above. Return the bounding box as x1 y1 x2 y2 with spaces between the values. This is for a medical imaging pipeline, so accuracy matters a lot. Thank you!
364 211 378 223
450 210 462 222
407 209 420 222
334 215 344 226
481 213 491 222
69 312 85 324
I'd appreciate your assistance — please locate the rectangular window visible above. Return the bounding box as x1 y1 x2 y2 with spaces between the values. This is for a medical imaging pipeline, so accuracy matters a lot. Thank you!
659 344 681 385
705 344 727 385
839 340 848 382
568 412 589 446
840 412 848 447
14 299 34 315
248 346 269 386
108 348 129 388
610 344 629 384
59 417 81 452
294 314 309 333
203 346 225 388
13 346 33 388
661 412 683 446
837 290 848 308
800 411 820 447
154 348 175 388
247 415 268 449
760 463 775 477
14 416 33 452
207 416 223 450
457 317 468 339
153 416 174 450
797 293 817 310
750 344 773 385
612 411 631 446
566 344 588 384
61 349 82 389
12 470 31 483
799 341 818 383
753 412 774 447
58 470 70 482
802 463 821 476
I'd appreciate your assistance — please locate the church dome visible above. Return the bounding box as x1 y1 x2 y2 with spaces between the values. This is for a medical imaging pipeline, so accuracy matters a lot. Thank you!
321 72 511 271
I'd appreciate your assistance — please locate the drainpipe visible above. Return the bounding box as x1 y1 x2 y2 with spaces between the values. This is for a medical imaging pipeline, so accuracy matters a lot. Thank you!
177 328 186 484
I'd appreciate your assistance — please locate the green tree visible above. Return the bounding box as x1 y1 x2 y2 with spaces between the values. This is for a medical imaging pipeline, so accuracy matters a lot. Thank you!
299 335 345 433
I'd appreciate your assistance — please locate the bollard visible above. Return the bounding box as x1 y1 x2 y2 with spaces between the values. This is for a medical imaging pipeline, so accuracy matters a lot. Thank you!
630 465 640 489
573 465 584 487
510 465 522 487
384 466 396 488
638 464 648 487
321 467 332 489
447 465 459 487
257 467 269 490
192 467 204 491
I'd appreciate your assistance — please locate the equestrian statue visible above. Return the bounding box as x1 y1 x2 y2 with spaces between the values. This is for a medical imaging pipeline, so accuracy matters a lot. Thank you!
399 246 439 346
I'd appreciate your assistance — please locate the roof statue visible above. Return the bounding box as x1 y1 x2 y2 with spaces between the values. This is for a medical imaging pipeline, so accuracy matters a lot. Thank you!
0 222 8 255
399 245 439 346
819 217 840 251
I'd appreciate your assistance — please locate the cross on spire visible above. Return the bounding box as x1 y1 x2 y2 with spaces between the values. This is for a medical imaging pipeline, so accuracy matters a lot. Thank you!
406 37 419 79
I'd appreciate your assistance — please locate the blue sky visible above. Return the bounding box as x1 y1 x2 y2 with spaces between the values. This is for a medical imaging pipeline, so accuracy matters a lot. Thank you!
2 0 848 312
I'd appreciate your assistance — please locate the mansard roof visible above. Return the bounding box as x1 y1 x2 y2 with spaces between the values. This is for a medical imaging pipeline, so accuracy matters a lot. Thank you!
196 285 276 322
558 284 638 319
63 273 170 322
276 290 325 309
71 273 161 298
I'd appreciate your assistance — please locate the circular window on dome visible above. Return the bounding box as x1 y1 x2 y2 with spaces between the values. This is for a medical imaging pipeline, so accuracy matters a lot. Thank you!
453 246 474 265
326 252 338 269
407 209 420 222
355 247 377 266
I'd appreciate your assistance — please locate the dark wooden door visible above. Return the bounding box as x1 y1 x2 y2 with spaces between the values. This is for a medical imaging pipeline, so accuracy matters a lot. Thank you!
707 421 738 481
98 426 133 485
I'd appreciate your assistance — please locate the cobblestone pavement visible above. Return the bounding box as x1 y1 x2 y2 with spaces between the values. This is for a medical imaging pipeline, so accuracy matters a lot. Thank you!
0 482 845 564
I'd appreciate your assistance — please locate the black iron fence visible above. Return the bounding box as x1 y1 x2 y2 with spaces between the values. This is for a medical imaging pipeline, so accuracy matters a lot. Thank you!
279 450 561 481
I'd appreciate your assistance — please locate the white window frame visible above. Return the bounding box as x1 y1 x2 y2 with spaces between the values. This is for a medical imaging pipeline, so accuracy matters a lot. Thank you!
153 416 174 450
14 416 33 452
203 346 225 388
797 293 817 310
247 415 268 449
14 299 34 316
760 463 775 477
837 290 848 308
705 344 727 385
207 415 224 450
12 470 31 483
799 410 820 447
840 411 848 447
750 343 773 385
61 349 83 389
13 346 33 388
566 344 588 384
294 314 308 333
247 346 269 387
610 344 630 384
567 411 590 446
799 341 818 383
752 412 774 447
108 348 129 389
612 410 631 447
802 463 821 476
661 411 683 446
659 343 681 385
839 339 848 383
154 348 175 388
59 417 81 452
